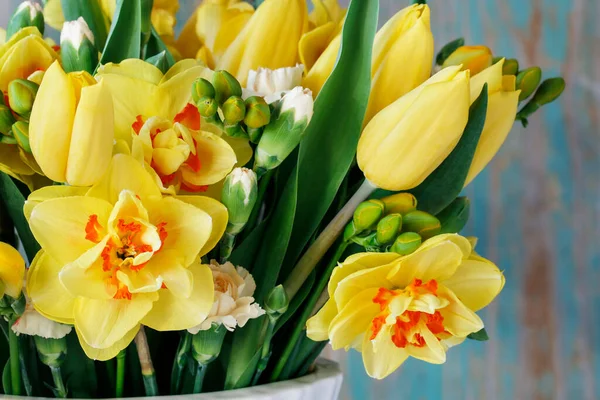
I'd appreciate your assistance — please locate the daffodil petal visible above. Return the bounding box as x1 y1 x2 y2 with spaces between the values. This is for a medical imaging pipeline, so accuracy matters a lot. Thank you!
329 252 400 297
180 130 237 186
24 185 88 220
306 299 337 341
334 262 396 310
329 288 380 350
77 324 140 361
437 286 484 337
405 323 446 364
175 195 228 257
0 35 57 91
361 327 409 379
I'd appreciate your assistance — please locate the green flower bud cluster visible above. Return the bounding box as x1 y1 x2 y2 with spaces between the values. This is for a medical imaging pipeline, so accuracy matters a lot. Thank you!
7 1 44 39
0 79 39 152
516 77 566 127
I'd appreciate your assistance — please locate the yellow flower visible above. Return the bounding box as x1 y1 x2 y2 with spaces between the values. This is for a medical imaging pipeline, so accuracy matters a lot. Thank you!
357 66 470 191
303 3 433 121
464 59 520 185
0 27 58 189
0 242 25 299
307 234 504 379
25 154 228 360
217 0 308 85
442 45 493 76
29 61 114 186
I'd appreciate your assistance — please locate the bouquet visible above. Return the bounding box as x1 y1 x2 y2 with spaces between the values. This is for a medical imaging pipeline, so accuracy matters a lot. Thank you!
0 0 564 397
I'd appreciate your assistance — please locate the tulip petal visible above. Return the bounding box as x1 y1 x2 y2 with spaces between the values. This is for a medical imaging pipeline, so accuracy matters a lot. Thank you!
174 9 202 59
329 287 380 350
299 21 336 71
361 326 409 379
0 35 57 91
25 185 88 220
306 299 337 341
470 59 504 101
27 251 75 324
0 242 24 298
74 293 157 349
302 34 340 95
175 195 228 257
212 10 254 61
77 324 140 361
443 259 505 311
142 262 214 331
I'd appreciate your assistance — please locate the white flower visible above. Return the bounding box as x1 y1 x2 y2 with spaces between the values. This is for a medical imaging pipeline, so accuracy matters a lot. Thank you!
60 17 95 49
280 86 314 124
228 167 257 206
188 261 265 333
12 304 72 339
243 64 305 104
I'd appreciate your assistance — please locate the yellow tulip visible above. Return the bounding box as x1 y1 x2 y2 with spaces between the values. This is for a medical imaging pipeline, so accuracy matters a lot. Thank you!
25 154 228 360
29 61 114 186
357 66 470 191
442 45 493 76
217 0 308 85
464 59 520 185
307 234 504 379
0 242 25 299
304 3 433 118
299 0 345 71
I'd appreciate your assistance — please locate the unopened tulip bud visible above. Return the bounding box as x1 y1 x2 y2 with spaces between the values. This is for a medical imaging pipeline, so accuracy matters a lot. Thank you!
222 96 246 125
442 45 493 76
265 285 289 319
12 121 31 153
381 193 417 215
402 211 441 239
8 78 38 117
196 97 218 118
435 37 465 66
516 67 542 101
212 70 242 105
192 78 216 104
391 232 422 255
376 213 402 245
7 1 44 38
191 323 227 365
222 168 258 235
436 197 470 234
0 105 16 135
243 96 270 129
60 17 98 74
353 199 385 232
502 58 519 76
34 336 67 368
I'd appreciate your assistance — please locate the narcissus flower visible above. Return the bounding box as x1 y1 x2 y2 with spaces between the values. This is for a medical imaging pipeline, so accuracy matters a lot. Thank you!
25 154 228 360
464 59 521 185
29 61 114 186
0 242 25 299
307 234 504 379
357 66 470 191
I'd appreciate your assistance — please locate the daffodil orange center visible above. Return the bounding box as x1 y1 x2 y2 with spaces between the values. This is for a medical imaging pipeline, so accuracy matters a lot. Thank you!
370 279 447 349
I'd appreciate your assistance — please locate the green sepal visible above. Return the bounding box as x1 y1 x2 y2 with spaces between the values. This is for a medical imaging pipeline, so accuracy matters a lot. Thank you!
99 0 141 65
60 0 108 50
435 37 465 66
467 328 489 341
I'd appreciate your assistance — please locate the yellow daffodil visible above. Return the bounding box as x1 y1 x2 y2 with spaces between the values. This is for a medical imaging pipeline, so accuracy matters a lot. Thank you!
217 0 308 85
307 234 504 379
0 27 58 189
0 242 25 299
357 66 470 191
442 45 493 76
464 59 520 185
304 3 433 121
26 154 228 360
29 61 114 186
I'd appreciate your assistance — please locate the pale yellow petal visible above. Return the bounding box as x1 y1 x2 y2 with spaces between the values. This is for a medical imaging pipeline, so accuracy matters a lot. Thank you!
306 299 337 341
362 326 409 379
0 35 57 91
175 195 228 256
25 185 88 221
77 324 140 361
405 323 446 364
437 286 484 337
329 288 380 350
329 252 400 297
180 130 237 186
334 262 397 310
442 259 505 311
299 21 336 72
302 34 340 95
0 242 24 298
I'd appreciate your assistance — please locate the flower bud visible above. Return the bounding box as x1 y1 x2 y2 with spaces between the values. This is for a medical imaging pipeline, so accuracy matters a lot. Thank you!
265 285 289 319
195 96 218 118
247 127 263 144
376 213 402 245
191 323 227 365
390 232 422 255
243 96 270 129
192 78 216 104
212 70 242 105
436 197 470 234
381 193 417 215
8 78 38 117
222 96 246 125
6 1 44 38
0 104 16 135
34 336 67 368
222 168 258 234
343 220 360 242
12 121 31 153
402 210 441 239
60 17 98 75
516 67 542 101
353 199 385 232
531 77 566 106
502 58 519 76
435 37 465 66
442 45 493 75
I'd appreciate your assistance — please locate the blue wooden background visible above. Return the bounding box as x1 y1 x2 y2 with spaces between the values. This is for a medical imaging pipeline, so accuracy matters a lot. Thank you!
1 0 598 399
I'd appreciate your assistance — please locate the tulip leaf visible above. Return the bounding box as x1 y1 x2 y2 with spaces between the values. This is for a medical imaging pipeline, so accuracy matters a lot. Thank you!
63 332 98 398
144 27 175 70
280 0 379 275
435 37 465 66
99 0 142 65
60 0 109 49
467 328 489 341
410 84 488 215
0 174 40 262
274 269 315 334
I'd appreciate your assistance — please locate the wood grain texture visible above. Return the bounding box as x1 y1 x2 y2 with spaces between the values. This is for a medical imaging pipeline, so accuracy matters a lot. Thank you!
1 0 598 399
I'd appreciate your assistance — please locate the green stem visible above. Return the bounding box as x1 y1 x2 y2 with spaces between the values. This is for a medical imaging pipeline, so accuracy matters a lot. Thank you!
272 240 349 381
170 332 192 395
134 327 158 396
192 363 207 394
50 366 67 398
115 350 126 397
283 179 376 300
251 317 276 385
219 232 236 263
243 169 274 238
8 323 21 395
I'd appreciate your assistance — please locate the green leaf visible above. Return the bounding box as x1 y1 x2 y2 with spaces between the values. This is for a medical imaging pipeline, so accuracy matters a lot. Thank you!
60 0 109 49
435 37 464 66
467 328 489 341
281 0 379 273
0 174 39 262
274 269 315 334
99 0 141 65
410 84 488 215
145 51 170 74
144 27 175 70
2 357 11 394
63 333 97 398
